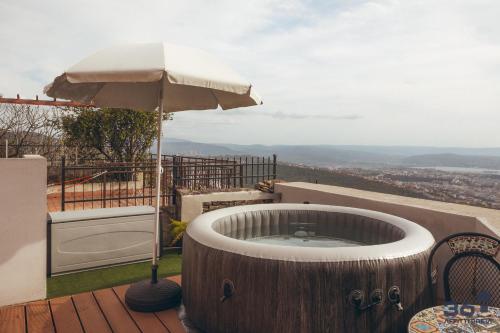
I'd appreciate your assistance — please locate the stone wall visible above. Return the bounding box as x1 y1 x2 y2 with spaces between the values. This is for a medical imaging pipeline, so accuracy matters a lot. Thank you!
178 189 280 223
203 198 274 213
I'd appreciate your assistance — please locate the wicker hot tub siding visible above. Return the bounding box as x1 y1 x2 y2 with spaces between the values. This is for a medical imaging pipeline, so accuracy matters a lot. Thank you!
182 204 435 333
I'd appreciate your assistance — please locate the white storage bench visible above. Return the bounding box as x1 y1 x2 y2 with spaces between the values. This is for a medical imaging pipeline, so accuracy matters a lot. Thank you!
48 206 155 275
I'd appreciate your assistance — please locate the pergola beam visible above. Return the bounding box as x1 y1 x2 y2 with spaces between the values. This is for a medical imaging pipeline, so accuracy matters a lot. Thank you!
0 95 93 108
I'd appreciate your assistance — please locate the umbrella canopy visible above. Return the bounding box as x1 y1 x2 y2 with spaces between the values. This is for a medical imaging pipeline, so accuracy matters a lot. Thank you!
44 42 262 111
45 42 262 312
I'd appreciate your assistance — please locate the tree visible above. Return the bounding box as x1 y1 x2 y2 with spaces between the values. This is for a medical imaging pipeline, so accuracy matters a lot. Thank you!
61 108 157 162
0 103 63 158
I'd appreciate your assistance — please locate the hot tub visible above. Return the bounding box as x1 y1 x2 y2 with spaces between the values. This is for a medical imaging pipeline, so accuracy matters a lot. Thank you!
182 204 435 333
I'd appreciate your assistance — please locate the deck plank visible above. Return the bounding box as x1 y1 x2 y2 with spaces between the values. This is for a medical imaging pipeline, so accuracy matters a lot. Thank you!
93 288 141 333
72 292 112 333
49 296 84 333
0 275 184 333
26 300 55 333
167 275 182 286
113 284 170 333
156 277 185 333
155 309 186 333
0 305 26 333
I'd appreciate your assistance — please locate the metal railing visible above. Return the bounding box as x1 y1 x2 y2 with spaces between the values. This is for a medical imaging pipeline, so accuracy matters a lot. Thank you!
57 154 277 211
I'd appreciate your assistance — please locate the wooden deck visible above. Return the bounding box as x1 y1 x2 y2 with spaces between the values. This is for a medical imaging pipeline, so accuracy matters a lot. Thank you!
0 276 186 333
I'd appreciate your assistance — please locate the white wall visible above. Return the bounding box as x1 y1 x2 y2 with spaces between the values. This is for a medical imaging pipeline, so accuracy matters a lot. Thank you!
0 156 47 306
275 182 500 239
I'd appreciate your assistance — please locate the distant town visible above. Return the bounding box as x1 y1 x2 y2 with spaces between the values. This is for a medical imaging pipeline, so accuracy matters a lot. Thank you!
345 167 500 209
280 163 500 210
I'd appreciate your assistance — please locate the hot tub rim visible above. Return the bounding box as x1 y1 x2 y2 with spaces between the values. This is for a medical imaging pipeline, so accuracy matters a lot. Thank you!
186 203 435 262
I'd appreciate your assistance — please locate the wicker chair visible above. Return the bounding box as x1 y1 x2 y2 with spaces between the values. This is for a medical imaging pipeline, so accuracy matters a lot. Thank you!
427 232 500 307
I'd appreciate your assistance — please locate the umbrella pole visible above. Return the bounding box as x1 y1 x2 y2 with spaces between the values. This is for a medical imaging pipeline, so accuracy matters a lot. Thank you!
124 80 181 312
151 81 164 283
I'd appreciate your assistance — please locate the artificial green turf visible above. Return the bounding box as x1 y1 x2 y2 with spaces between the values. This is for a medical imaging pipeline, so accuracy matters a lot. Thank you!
47 254 182 298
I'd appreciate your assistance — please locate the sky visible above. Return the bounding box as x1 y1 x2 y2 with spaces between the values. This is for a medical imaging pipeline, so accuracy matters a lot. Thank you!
1 0 499 147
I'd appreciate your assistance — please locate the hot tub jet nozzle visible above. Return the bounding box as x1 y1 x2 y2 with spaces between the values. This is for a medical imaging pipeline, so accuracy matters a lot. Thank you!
388 286 403 311
349 289 383 311
220 279 235 303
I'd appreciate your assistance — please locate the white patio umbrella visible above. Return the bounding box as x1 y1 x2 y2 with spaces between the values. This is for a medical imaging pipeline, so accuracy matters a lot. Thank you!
45 42 261 312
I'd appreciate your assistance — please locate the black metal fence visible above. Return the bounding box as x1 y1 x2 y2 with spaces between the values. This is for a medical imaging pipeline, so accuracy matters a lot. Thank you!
57 154 277 211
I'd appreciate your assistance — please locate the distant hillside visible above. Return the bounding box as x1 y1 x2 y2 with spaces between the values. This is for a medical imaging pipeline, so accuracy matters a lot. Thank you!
327 145 500 157
162 138 500 170
402 154 500 169
164 141 238 156
276 163 424 198
162 139 401 167
221 144 400 167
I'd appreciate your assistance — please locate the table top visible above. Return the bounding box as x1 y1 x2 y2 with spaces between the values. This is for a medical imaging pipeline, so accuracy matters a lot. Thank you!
408 304 500 333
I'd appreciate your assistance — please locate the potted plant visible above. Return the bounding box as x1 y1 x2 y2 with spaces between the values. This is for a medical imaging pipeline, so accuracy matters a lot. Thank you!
169 219 188 248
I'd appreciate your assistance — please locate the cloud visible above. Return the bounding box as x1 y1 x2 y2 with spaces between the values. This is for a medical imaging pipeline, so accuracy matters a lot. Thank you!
268 111 361 120
1 0 500 146
215 109 361 120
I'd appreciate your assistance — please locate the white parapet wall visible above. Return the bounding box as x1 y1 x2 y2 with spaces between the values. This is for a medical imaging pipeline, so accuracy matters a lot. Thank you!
275 182 500 239
0 156 47 306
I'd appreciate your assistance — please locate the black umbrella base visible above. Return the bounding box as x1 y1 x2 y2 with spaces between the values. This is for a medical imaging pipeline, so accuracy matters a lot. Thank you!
125 278 182 312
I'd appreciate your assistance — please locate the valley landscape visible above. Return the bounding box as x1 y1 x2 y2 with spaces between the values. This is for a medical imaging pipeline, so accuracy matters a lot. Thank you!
163 138 500 209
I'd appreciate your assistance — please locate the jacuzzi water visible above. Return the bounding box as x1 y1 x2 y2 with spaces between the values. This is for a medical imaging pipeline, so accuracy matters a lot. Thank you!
245 234 367 247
